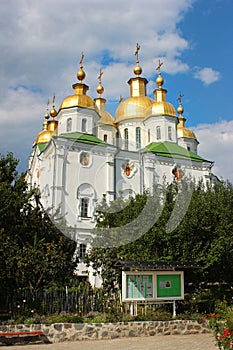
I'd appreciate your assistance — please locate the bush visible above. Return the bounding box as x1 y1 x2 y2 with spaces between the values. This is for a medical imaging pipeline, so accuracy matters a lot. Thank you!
209 305 233 349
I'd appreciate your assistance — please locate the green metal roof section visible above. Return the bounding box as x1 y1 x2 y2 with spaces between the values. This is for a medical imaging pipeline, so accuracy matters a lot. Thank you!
142 142 212 163
37 143 48 153
59 132 108 146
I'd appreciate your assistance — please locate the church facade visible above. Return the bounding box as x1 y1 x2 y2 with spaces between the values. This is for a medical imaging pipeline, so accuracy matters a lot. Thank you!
27 49 214 282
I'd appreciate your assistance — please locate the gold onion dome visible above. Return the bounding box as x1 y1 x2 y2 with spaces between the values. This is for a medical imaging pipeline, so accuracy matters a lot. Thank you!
98 106 115 126
35 113 53 144
115 43 153 123
177 94 197 140
59 52 95 111
145 60 176 119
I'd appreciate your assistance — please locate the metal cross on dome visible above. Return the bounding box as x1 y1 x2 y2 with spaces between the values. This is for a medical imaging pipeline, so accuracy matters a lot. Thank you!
177 92 184 103
156 59 163 74
79 52 84 68
135 43 140 63
98 69 103 84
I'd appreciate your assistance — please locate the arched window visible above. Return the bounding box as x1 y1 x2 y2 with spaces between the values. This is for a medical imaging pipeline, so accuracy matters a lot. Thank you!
148 129 151 143
81 198 89 218
124 128 129 150
77 183 96 221
104 134 108 142
66 118 72 132
168 126 172 141
156 126 161 140
82 118 87 132
136 127 141 149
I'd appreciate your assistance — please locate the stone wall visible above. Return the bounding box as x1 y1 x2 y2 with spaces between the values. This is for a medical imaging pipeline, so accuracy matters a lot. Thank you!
0 320 211 343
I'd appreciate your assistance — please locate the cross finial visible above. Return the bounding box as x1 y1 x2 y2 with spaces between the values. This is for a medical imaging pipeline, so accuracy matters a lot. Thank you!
79 52 84 68
98 69 103 84
52 94 55 106
135 43 140 63
156 59 163 74
177 92 184 104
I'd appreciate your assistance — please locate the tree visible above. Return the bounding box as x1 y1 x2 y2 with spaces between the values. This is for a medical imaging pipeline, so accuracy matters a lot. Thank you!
86 179 233 296
0 153 77 300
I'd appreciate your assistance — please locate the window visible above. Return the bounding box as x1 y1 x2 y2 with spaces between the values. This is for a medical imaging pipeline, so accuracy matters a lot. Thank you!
82 119 87 132
124 128 129 150
148 129 151 143
116 131 119 148
136 127 141 149
168 126 172 141
156 126 161 140
104 134 108 142
79 244 87 260
66 118 72 132
81 198 89 218
187 146 191 151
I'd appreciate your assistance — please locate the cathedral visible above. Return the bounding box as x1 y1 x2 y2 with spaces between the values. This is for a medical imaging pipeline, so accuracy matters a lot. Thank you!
27 46 214 282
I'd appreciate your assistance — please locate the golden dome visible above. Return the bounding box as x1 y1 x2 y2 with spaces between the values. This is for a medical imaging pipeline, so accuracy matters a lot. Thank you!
59 83 95 110
145 88 176 119
145 60 176 119
115 96 153 123
48 119 58 133
99 110 115 126
35 121 53 144
59 52 95 111
177 126 197 139
115 45 153 123
177 116 197 140
176 96 197 140
145 101 177 118
59 93 95 110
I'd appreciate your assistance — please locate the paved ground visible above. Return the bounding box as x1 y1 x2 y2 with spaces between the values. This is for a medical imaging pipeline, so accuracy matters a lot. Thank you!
0 334 218 350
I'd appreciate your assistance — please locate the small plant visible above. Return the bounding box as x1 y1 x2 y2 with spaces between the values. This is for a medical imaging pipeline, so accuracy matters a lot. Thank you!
209 304 233 349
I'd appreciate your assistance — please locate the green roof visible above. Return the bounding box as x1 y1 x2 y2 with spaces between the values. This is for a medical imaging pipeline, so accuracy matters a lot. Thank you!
59 132 108 146
37 143 48 153
142 142 212 163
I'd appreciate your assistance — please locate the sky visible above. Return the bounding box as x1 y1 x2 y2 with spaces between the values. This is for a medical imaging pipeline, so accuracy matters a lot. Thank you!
0 0 232 182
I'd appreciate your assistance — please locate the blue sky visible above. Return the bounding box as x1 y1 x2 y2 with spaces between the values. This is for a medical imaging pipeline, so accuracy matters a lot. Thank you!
0 0 232 182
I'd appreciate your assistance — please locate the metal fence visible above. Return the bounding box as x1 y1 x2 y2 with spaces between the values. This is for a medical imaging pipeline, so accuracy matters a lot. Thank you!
2 286 113 317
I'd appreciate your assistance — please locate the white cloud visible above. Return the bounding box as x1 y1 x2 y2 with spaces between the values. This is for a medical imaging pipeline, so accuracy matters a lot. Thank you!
193 120 233 183
2 0 229 181
194 67 220 85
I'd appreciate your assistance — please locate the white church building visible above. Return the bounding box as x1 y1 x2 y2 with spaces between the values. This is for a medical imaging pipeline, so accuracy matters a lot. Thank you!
27 48 214 282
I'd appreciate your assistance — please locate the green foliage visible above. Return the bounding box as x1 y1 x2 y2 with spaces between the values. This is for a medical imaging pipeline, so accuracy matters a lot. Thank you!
209 306 233 349
0 153 77 304
86 179 233 304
